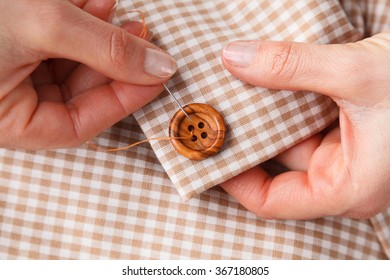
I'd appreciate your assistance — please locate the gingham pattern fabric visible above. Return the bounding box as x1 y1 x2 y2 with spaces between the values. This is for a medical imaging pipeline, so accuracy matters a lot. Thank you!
340 0 390 37
122 0 361 200
1 0 390 260
0 116 388 259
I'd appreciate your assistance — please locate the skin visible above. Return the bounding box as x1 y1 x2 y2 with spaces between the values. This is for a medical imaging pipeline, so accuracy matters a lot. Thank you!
0 0 173 149
2 1 389 220
221 31 390 219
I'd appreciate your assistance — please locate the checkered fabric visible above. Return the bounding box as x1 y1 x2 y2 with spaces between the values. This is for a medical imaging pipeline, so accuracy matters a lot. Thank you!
0 116 387 259
340 0 390 37
1 0 390 260
121 0 361 200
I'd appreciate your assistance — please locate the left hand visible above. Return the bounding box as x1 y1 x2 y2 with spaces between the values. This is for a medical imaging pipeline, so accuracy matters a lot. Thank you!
220 32 390 219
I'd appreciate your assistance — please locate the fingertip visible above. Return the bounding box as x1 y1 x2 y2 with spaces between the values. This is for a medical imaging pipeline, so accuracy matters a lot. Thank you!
221 166 272 216
222 39 366 100
143 48 178 79
221 40 271 88
222 40 260 68
222 40 301 89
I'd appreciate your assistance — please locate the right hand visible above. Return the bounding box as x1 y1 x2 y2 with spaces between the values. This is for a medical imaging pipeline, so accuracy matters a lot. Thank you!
0 0 177 149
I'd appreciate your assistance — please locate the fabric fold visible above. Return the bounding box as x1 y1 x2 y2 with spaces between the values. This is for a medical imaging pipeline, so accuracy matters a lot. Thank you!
117 0 361 200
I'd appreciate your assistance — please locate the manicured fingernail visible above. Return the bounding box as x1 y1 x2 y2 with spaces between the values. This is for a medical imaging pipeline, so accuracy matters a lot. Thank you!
223 41 259 67
144 48 177 78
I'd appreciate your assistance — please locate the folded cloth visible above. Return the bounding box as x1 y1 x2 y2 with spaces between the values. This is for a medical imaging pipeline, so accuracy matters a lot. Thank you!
1 0 390 260
0 115 388 259
116 0 362 200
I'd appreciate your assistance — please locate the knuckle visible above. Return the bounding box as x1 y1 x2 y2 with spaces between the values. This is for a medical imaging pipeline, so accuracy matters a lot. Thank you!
108 29 135 69
266 42 302 82
66 103 87 145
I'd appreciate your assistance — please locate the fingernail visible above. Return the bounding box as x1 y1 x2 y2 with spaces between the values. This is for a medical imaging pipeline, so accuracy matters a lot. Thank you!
144 48 177 78
223 41 259 67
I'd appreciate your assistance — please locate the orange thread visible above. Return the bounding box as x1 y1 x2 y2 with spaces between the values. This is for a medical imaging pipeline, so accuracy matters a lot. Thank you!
126 10 147 39
88 135 192 153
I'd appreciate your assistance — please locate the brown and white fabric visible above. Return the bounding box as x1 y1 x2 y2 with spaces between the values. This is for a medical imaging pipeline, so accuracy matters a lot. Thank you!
125 0 360 200
0 116 388 259
1 0 390 259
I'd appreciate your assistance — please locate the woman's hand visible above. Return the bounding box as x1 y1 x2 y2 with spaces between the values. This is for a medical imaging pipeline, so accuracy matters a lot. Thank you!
0 0 176 149
221 32 390 219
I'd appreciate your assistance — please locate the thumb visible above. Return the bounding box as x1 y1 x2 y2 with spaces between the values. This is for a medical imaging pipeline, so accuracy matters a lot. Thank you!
28 2 177 85
221 35 389 101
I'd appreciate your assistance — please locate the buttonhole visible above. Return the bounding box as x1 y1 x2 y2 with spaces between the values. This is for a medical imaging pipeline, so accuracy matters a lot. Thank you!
198 122 205 129
191 135 198 141
201 132 208 139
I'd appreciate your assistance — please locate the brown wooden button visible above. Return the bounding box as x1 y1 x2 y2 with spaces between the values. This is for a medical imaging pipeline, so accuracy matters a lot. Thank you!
169 103 226 160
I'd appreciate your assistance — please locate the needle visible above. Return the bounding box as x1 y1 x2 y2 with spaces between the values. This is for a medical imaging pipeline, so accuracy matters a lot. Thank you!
163 84 192 121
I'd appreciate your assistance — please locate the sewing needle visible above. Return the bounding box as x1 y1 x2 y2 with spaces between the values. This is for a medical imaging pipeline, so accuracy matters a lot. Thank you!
163 84 192 121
